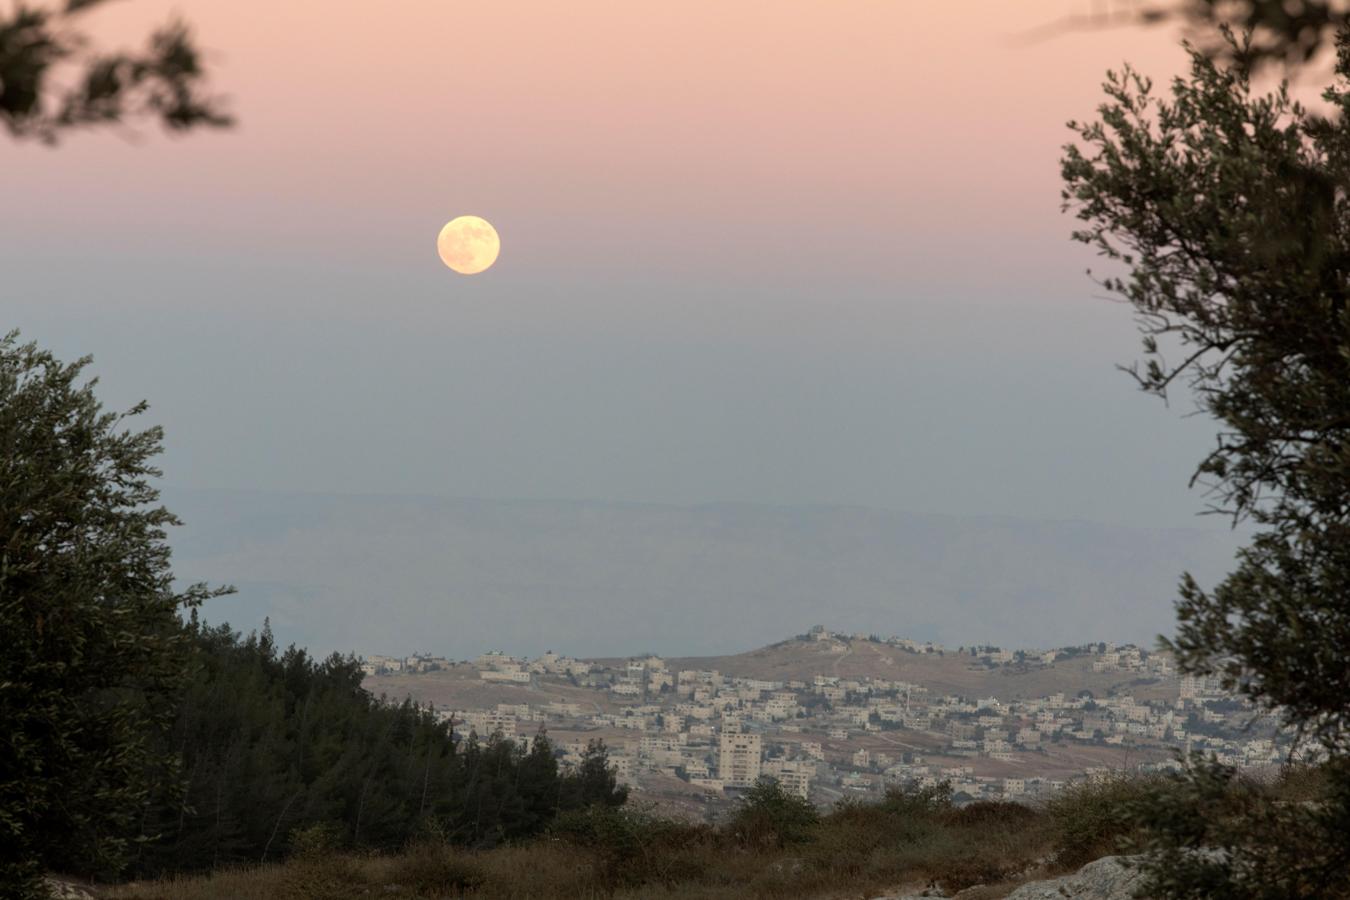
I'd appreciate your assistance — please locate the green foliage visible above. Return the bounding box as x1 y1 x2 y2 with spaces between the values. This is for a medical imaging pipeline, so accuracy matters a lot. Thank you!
129 620 455 873
1126 758 1350 898
729 777 820 848
111 770 1349 899
1062 32 1350 897
550 803 711 889
0 334 229 892
0 1 230 142
876 780 954 818
801 782 1013 890
130 623 629 875
799 782 1043 894
1063 31 1350 753
1269 761 1334 802
0 336 628 888
550 803 646 852
558 740 630 811
1043 775 1160 868
945 799 1039 828
286 822 346 860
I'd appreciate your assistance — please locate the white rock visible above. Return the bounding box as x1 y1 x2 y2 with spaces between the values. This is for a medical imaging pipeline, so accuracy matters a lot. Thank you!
43 878 94 900
1005 856 1143 900
867 885 946 899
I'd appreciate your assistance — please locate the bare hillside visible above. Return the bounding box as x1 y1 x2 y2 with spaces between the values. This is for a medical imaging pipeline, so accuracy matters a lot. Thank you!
668 635 1173 702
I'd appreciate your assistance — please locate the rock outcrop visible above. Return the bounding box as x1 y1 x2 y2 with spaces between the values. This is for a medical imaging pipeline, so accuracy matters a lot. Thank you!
43 877 95 900
1004 856 1142 899
868 855 1143 900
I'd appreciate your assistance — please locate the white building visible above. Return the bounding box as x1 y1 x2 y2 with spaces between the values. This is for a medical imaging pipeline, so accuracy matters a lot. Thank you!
718 732 763 787
462 709 517 739
480 667 531 683
763 758 815 798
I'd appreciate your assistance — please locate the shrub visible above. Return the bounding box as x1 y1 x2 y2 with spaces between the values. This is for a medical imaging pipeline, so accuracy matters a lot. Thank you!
800 815 886 879
877 781 954 820
1271 764 1333 804
1129 757 1350 899
1044 775 1161 868
287 822 345 859
729 778 821 849
944 800 1038 828
550 805 644 855
388 843 486 896
551 803 711 889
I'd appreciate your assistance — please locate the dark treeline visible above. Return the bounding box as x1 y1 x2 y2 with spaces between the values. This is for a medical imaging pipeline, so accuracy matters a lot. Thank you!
0 335 633 894
129 617 627 878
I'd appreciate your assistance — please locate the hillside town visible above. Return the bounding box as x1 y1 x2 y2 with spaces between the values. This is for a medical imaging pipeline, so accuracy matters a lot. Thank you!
361 627 1296 817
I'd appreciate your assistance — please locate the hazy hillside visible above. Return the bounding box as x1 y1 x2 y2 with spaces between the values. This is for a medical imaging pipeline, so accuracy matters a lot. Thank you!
673 634 1187 702
369 635 1179 714
164 489 1241 659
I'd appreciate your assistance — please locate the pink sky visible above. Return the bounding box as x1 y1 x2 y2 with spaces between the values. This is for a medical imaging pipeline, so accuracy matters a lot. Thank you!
8 1 1280 529
9 3 1287 655
8 1 1195 288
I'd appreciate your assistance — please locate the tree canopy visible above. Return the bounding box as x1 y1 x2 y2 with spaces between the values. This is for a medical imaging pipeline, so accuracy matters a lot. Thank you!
131 620 628 877
1062 30 1350 752
0 333 228 891
0 335 629 894
1062 29 1350 897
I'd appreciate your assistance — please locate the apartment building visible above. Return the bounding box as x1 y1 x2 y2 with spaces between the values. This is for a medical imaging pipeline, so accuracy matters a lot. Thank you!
718 732 762 787
462 709 516 739
763 758 815 799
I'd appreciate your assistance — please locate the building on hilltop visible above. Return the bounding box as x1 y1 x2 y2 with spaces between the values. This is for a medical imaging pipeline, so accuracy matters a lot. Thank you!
405 653 448 673
480 667 531 683
359 654 404 676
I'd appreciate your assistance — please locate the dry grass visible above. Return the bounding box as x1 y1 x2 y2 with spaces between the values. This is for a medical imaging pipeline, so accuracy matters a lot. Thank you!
105 791 1091 900
95 762 1344 900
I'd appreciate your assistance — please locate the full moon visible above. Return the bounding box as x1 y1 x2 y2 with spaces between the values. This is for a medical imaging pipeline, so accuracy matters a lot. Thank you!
437 215 500 275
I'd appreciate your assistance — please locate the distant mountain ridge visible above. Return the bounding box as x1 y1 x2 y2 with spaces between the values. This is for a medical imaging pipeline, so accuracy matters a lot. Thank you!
163 489 1242 660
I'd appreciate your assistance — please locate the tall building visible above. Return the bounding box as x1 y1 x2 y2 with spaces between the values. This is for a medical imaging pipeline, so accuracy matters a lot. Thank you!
718 732 762 788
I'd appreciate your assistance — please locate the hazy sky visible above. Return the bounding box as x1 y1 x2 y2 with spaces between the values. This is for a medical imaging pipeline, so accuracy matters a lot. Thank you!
5 1 1233 529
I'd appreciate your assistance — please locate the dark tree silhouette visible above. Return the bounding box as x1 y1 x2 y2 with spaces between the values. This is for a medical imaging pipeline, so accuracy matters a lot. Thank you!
1063 34 1350 750
1 0 230 143
0 334 230 893
1062 31 1350 897
1023 1 1347 70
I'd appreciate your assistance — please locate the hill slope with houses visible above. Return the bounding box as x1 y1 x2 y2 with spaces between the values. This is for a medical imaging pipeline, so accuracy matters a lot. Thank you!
363 629 1285 820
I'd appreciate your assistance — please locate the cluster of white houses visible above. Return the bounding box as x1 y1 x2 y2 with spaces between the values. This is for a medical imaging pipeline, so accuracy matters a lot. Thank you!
360 652 450 676
364 630 1293 806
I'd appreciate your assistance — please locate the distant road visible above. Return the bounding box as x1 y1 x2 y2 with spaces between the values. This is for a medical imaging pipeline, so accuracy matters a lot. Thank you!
874 732 925 752
831 643 854 676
